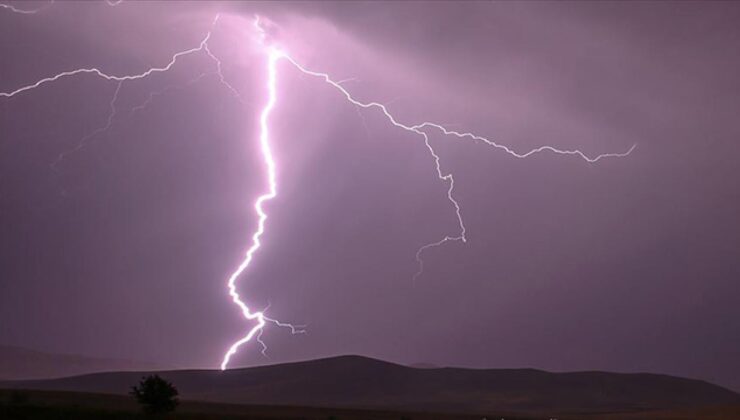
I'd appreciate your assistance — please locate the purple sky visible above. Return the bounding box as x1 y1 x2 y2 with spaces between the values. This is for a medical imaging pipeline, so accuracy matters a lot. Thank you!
1 1 739 390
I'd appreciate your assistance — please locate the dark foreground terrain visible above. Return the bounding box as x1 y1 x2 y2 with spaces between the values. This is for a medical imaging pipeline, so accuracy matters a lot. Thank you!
0 389 480 420
1 389 740 420
2 355 739 419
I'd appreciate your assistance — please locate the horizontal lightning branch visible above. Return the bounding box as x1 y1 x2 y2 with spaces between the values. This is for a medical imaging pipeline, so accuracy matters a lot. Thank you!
276 54 636 284
0 36 211 99
0 1 51 14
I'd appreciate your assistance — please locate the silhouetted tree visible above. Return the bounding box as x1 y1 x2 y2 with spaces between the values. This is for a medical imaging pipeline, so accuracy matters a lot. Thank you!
130 374 179 414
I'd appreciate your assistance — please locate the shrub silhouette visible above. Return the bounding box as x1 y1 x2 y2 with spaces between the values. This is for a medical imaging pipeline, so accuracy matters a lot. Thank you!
130 375 179 414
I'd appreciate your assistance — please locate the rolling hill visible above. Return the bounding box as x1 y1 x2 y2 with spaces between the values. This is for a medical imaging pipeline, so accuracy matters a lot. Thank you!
2 355 738 416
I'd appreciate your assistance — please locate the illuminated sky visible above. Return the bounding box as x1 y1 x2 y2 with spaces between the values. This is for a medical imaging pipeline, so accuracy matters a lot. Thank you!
1 1 739 391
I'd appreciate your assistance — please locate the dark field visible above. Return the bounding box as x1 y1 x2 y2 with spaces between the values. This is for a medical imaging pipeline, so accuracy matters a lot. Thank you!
0 389 501 420
2 389 740 420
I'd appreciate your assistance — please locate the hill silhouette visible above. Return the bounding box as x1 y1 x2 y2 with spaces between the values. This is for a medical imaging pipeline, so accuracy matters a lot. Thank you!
2 355 738 416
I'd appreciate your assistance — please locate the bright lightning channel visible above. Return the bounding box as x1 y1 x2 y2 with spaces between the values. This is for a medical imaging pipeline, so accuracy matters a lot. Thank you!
219 46 288 371
0 10 634 371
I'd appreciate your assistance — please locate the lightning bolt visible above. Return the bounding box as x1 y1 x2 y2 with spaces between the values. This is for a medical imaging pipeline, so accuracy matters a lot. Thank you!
0 1 51 14
0 36 211 99
219 46 292 371
128 71 213 117
51 15 249 171
0 9 634 371
217 16 634 368
0 13 304 369
272 53 635 285
51 81 122 172
0 0 124 15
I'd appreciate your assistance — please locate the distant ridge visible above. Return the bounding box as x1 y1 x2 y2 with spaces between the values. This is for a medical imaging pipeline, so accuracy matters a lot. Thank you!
2 354 739 415
0 345 163 380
